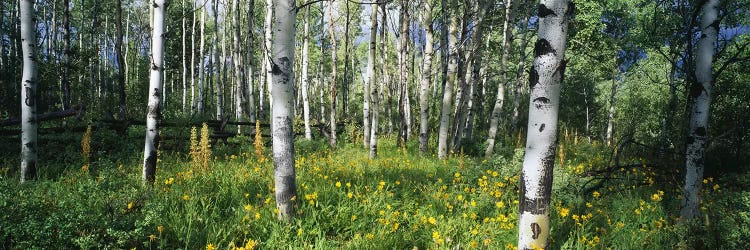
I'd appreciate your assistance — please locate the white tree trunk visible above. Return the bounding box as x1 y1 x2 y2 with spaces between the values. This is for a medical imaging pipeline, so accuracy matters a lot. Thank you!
364 5 377 148
301 5 312 140
485 0 513 158
270 0 298 221
437 1 459 159
371 3 386 159
197 8 206 114
20 0 38 183
182 0 187 113
605 59 618 146
262 0 274 120
681 0 718 221
328 1 338 146
233 0 246 133
213 0 223 120
397 0 410 145
246 0 256 123
143 0 168 185
419 0 434 153
190 2 197 115
517 0 572 249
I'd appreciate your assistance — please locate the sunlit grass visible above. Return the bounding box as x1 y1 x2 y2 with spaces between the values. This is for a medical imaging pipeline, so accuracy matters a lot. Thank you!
0 133 741 249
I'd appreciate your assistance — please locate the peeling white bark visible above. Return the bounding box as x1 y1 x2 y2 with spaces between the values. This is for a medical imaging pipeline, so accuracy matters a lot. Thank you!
681 0 718 221
517 0 572 249
142 0 168 185
20 0 38 183
271 0 298 221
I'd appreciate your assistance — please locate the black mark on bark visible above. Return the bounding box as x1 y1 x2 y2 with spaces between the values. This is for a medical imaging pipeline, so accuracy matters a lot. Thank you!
531 223 542 239
538 4 556 18
534 39 556 58
529 68 539 88
539 123 545 132
690 82 704 98
695 127 706 136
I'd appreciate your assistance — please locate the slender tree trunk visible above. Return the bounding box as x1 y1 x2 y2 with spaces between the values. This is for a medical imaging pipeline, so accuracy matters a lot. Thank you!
270 0 298 221
328 0 338 146
262 0 274 120
0 1 4 71
449 3 471 152
301 5 312 140
182 0 188 113
605 56 618 146
485 0 513 157
213 0 223 120
342 0 351 116
681 0 718 221
62 0 71 110
233 0 247 133
191 1 197 115
318 3 327 125
437 0 459 159
397 0 410 145
116 0 127 120
364 4 377 148
511 15 531 137
371 3 386 158
661 59 678 147
246 0 256 122
143 0 168 186
197 8 206 114
517 1 572 248
419 0 434 153
19 0 38 183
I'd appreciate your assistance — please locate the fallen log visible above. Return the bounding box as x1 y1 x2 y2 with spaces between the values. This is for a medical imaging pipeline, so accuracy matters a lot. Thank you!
0 106 84 127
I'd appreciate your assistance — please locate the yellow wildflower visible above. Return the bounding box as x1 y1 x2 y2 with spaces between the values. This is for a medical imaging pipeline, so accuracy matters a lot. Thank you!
559 207 570 217
206 244 216 250
428 216 437 225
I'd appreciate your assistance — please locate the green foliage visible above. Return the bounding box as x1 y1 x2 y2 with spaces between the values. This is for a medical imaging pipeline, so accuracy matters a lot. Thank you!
3 133 748 249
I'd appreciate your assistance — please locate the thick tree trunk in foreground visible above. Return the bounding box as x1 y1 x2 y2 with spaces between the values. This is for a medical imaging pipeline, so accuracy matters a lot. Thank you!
364 5 377 148
143 0 168 185
270 0 298 221
20 0 38 183
681 0 718 221
517 1 572 249
485 0 514 158
419 0 434 153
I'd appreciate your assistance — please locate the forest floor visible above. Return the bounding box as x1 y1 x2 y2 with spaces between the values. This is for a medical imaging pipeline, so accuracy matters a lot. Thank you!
0 127 748 249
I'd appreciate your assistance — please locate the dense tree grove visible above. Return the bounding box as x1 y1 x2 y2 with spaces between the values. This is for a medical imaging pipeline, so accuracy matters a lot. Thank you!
0 0 749 248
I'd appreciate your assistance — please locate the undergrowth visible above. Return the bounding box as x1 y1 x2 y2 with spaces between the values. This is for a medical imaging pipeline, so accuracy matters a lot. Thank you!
0 129 747 249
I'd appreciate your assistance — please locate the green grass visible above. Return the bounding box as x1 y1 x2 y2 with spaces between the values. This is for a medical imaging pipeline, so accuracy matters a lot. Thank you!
0 131 748 249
